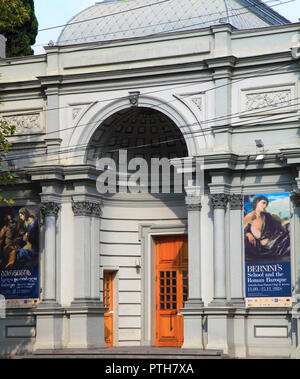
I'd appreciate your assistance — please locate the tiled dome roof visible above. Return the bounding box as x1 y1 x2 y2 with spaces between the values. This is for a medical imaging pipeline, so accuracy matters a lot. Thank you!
57 0 290 46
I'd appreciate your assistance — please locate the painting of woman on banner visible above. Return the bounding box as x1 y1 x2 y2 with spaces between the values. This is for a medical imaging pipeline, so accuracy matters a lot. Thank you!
244 193 290 263
0 206 39 269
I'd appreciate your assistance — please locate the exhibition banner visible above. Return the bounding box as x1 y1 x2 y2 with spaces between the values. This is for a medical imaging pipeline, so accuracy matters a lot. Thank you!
0 206 40 306
244 193 292 307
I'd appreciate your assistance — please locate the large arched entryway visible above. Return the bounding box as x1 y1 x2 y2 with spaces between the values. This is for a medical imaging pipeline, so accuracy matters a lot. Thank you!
86 106 190 347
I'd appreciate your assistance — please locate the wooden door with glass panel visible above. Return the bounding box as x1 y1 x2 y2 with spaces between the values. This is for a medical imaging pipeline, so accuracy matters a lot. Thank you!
155 235 188 347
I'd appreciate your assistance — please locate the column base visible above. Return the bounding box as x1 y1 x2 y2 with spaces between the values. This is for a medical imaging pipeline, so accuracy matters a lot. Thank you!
66 300 107 349
33 303 65 351
206 309 229 354
181 299 204 349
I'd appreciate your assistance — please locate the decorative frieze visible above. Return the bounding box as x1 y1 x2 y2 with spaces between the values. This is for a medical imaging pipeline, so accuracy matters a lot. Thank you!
240 85 296 116
209 193 229 209
228 194 243 210
0 112 44 134
245 90 291 112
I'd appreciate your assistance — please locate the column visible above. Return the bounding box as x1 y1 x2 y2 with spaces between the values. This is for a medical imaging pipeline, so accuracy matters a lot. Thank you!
209 193 229 305
67 200 106 348
40 202 60 305
34 201 63 350
228 194 244 305
206 193 229 353
290 190 300 358
181 186 204 349
71 200 102 304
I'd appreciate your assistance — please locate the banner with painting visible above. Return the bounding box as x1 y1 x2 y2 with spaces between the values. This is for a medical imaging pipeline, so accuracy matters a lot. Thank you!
244 193 292 307
0 206 40 307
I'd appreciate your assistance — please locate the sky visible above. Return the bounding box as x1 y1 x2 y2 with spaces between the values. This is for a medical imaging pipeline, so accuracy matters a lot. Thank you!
32 0 300 55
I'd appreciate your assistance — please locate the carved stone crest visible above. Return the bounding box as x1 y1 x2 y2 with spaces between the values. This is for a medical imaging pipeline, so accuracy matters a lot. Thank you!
129 91 140 107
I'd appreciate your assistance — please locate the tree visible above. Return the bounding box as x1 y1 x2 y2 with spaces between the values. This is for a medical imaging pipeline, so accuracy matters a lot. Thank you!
0 118 16 205
0 72 16 205
0 0 38 57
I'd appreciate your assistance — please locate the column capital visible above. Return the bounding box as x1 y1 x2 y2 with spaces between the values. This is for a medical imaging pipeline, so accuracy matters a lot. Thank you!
228 194 243 210
72 200 102 217
41 202 60 217
209 193 229 209
291 190 300 208
185 186 202 211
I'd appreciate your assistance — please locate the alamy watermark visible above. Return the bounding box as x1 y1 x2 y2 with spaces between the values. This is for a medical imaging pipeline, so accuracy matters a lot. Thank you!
96 150 204 195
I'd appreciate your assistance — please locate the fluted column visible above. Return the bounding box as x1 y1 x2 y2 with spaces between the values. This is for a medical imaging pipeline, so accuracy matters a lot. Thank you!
209 193 229 304
41 202 60 304
228 194 244 305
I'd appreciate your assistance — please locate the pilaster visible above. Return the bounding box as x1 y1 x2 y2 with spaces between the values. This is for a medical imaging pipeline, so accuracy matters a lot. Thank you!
67 199 106 349
181 186 204 349
228 194 245 306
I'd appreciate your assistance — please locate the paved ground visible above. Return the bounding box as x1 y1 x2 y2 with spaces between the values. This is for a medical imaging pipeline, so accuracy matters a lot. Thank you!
11 346 228 359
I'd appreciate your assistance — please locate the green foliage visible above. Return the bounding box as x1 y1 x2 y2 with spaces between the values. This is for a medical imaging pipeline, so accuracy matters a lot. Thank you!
0 0 38 57
0 103 17 205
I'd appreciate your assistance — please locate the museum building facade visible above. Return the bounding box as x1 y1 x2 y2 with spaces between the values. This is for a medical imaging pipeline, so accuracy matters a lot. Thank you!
0 0 300 358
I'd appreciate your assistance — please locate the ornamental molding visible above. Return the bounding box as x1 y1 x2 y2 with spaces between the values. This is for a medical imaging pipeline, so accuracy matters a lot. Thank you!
228 194 243 210
0 111 44 134
240 84 296 116
41 202 60 217
72 200 102 217
190 97 203 112
209 193 229 209
245 90 291 112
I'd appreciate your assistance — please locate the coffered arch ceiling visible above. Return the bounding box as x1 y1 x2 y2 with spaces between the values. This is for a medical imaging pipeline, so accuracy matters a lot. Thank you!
86 106 188 165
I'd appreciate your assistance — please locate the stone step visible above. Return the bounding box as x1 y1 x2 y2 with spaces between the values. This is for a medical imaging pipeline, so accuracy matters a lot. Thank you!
15 347 228 359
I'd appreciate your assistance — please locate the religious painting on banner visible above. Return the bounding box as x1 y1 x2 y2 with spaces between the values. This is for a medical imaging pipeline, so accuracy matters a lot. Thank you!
0 206 40 307
244 193 292 307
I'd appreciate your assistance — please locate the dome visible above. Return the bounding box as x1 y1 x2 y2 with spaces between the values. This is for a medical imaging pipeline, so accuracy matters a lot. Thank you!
57 0 290 46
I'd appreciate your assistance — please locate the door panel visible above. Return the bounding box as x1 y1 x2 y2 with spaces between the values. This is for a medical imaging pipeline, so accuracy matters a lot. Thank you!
155 235 188 347
104 271 114 348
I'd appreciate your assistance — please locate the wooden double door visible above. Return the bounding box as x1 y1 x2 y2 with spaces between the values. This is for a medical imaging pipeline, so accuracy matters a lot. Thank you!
155 235 188 347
